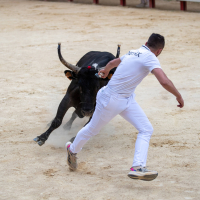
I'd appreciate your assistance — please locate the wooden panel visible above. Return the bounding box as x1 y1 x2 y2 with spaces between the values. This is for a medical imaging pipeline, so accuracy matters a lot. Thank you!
149 0 155 8
93 0 99 4
120 0 126 6
180 1 187 10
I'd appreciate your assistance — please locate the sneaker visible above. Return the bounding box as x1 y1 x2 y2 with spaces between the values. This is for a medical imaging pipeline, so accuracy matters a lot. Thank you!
65 142 77 171
128 166 158 181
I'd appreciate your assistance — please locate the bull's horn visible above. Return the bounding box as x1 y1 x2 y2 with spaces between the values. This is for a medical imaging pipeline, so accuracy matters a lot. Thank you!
57 43 80 74
116 44 121 58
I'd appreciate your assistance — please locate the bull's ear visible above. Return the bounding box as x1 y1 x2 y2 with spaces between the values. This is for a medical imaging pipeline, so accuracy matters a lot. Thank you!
107 72 114 80
64 70 77 80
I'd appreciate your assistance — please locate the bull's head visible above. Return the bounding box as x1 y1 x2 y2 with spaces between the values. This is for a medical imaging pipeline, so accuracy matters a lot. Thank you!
57 43 114 117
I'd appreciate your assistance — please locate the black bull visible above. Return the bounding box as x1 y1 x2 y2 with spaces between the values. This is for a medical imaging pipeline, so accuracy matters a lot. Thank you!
34 43 120 146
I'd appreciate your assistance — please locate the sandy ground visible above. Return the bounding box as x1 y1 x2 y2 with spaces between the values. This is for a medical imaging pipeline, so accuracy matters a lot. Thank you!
0 0 200 199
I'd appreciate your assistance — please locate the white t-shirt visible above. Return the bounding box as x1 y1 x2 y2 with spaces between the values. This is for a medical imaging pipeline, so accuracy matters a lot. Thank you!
107 45 161 97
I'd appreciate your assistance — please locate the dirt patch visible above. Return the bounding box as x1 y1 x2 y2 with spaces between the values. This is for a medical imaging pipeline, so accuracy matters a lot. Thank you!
0 0 200 199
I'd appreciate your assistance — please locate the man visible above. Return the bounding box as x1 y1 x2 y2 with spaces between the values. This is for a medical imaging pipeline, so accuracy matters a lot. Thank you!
136 0 149 8
65 33 184 181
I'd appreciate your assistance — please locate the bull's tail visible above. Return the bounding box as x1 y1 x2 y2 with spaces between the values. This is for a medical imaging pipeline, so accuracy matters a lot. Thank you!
116 44 121 58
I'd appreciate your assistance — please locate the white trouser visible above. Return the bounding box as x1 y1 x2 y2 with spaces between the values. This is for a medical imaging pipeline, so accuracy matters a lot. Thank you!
70 86 153 167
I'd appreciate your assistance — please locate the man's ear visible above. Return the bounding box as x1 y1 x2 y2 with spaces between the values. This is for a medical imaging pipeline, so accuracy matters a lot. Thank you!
64 70 77 80
156 49 163 57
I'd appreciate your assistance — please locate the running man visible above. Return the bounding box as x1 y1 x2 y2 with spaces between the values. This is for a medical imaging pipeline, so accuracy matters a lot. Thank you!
65 33 184 181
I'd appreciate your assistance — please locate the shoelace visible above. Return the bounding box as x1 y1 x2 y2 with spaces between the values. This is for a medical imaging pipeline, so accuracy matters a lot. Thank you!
138 168 149 172
131 166 150 172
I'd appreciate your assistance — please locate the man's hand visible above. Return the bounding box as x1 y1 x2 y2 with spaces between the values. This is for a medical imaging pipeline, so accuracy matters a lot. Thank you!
176 96 184 108
98 58 121 79
98 68 109 79
152 68 184 108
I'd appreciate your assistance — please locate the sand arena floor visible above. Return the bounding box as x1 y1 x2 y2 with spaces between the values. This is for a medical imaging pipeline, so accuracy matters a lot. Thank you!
0 0 200 199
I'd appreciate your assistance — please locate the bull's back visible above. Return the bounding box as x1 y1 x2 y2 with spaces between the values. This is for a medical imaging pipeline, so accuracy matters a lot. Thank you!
76 51 116 69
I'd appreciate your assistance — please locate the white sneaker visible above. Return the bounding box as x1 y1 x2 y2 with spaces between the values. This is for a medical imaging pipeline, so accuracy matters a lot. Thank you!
128 166 158 181
66 142 77 171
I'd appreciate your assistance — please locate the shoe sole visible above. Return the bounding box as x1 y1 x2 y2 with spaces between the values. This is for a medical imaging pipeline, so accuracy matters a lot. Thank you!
128 173 158 181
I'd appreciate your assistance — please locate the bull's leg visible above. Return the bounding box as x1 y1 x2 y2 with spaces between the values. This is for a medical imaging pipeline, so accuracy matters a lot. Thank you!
69 136 76 143
33 93 72 146
46 119 53 128
63 111 78 130
69 116 92 143
84 116 92 127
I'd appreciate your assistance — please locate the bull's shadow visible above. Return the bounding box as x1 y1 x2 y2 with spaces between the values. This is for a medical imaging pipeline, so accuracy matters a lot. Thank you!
34 43 120 146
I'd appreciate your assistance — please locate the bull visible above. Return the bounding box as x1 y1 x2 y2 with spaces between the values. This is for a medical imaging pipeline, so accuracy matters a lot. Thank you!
33 43 120 146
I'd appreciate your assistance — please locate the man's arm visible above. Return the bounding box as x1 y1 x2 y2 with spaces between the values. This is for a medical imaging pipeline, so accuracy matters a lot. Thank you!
98 58 121 78
152 68 184 108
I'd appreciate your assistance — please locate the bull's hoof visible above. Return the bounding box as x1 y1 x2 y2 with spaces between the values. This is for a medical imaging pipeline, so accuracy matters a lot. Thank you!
38 140 45 146
70 136 76 143
33 137 45 146
33 137 40 142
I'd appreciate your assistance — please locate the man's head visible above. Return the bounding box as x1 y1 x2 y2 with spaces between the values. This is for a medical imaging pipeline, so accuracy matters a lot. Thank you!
146 33 165 57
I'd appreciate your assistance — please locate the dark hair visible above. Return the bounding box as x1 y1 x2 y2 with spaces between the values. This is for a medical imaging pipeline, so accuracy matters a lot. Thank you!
146 33 165 50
